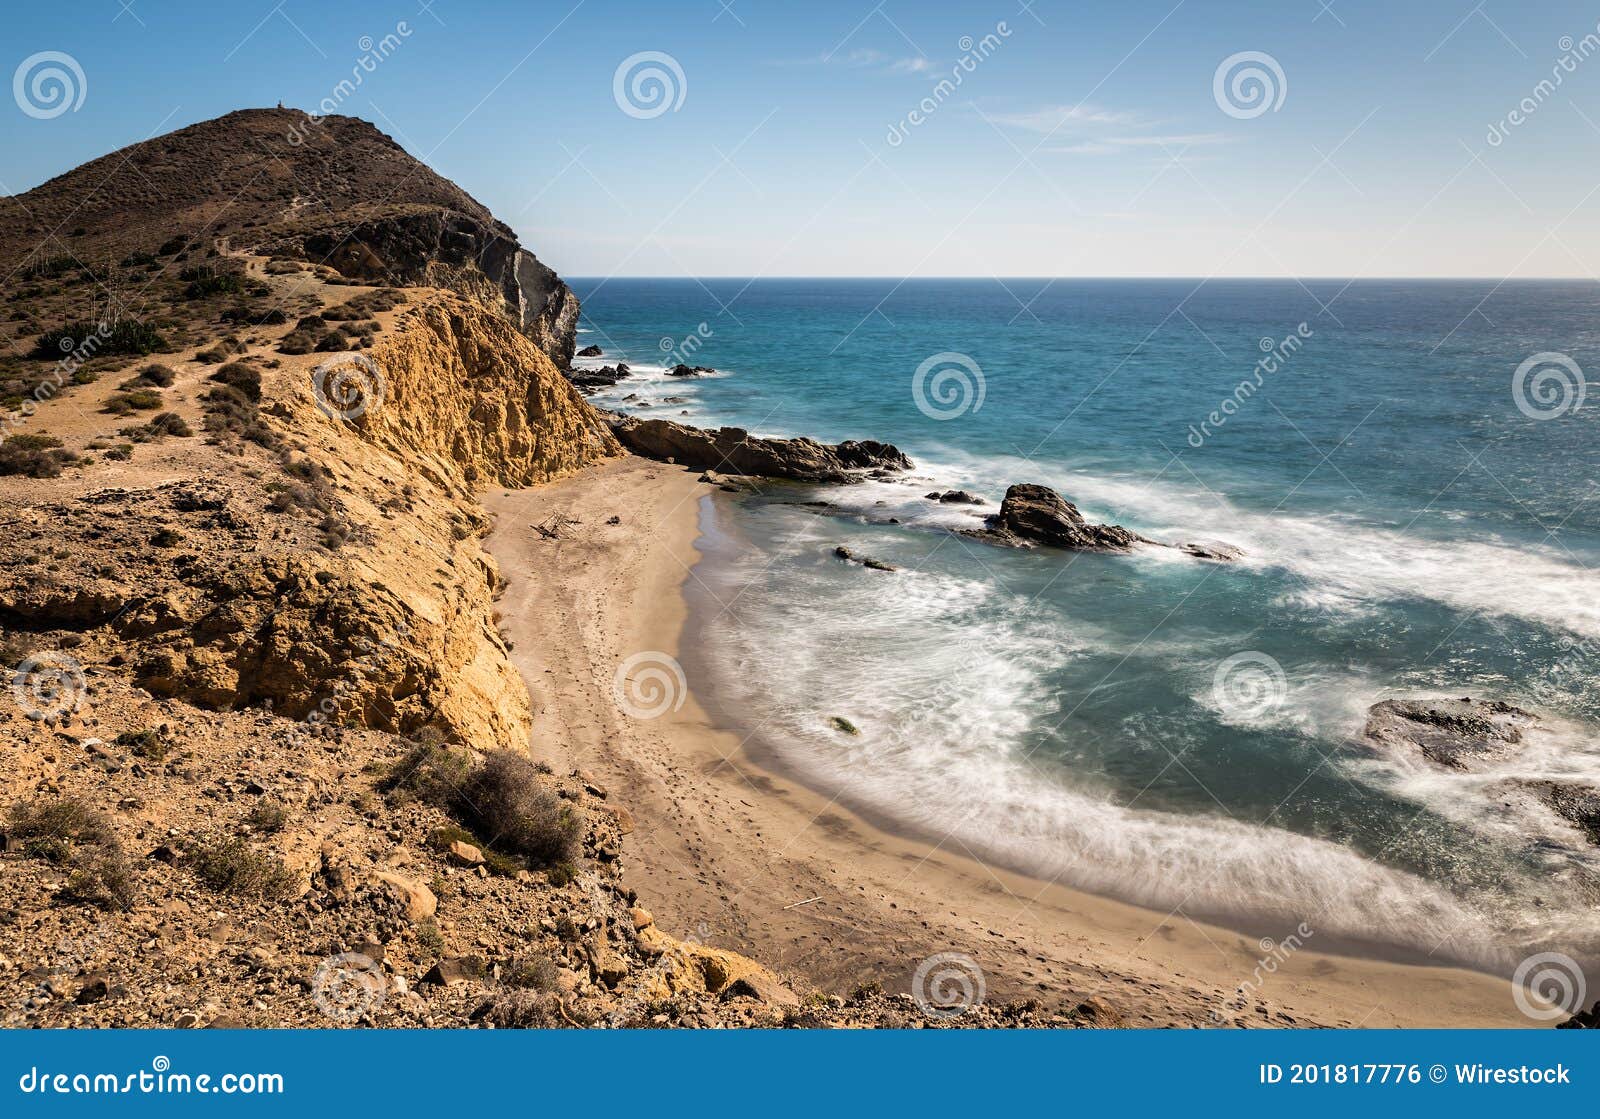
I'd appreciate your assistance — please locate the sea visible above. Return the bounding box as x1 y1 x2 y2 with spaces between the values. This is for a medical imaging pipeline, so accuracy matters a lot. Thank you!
569 277 1600 976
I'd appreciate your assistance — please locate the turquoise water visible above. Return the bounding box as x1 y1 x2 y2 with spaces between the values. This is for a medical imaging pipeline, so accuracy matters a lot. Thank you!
572 278 1600 973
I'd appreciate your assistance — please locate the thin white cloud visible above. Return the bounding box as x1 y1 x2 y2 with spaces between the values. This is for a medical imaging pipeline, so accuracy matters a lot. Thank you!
786 48 936 74
983 103 1231 156
1046 132 1230 155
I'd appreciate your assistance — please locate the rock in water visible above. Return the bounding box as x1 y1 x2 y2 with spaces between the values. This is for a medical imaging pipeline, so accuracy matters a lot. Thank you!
1361 697 1534 771
1512 780 1600 846
609 416 912 483
1178 540 1244 562
576 344 603 357
968 483 1143 551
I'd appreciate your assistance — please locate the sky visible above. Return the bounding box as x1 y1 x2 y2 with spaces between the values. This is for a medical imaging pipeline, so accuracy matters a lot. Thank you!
2 0 1599 278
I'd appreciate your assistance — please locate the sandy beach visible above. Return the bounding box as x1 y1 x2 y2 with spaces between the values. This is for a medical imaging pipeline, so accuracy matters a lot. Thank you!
484 455 1531 1028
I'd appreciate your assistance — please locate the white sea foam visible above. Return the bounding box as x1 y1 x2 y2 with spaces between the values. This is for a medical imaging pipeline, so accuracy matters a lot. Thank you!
700 525 1529 969
902 448 1600 641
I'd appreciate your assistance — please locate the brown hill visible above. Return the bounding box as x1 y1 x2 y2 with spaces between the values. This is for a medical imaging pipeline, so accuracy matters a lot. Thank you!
0 107 577 365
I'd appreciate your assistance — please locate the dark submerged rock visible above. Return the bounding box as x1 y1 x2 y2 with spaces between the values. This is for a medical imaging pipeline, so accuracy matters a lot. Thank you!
576 344 603 357
609 416 912 484
1362 697 1535 771
965 483 1143 552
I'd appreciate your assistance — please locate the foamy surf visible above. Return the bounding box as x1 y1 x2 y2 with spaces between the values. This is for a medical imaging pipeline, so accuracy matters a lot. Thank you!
691 499 1600 973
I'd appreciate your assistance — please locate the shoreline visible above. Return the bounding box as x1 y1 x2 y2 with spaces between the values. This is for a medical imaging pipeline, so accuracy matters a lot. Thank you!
484 455 1530 1028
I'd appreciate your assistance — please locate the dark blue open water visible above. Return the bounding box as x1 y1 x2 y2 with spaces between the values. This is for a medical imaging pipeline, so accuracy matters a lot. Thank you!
571 277 1600 973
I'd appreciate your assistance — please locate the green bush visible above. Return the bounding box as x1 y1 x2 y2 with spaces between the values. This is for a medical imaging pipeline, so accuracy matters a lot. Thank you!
120 411 192 442
34 319 166 359
115 727 170 759
462 751 581 868
120 363 175 389
186 837 296 899
277 331 317 355
103 389 162 414
7 796 115 862
209 362 261 402
0 433 79 477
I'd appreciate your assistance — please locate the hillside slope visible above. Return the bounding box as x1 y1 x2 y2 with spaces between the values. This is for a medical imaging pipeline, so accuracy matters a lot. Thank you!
0 108 578 366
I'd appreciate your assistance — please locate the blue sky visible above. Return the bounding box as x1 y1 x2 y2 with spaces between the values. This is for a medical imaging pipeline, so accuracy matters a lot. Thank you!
3 0 1598 277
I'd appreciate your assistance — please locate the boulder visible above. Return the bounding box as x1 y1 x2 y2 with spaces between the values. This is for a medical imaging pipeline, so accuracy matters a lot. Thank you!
421 956 486 987
610 417 912 484
927 489 985 505
1512 780 1600 845
1361 697 1534 771
576 344 603 357
447 839 485 867
1178 540 1244 562
567 363 630 391
371 870 437 922
721 972 801 1007
666 363 714 377
967 484 1143 551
